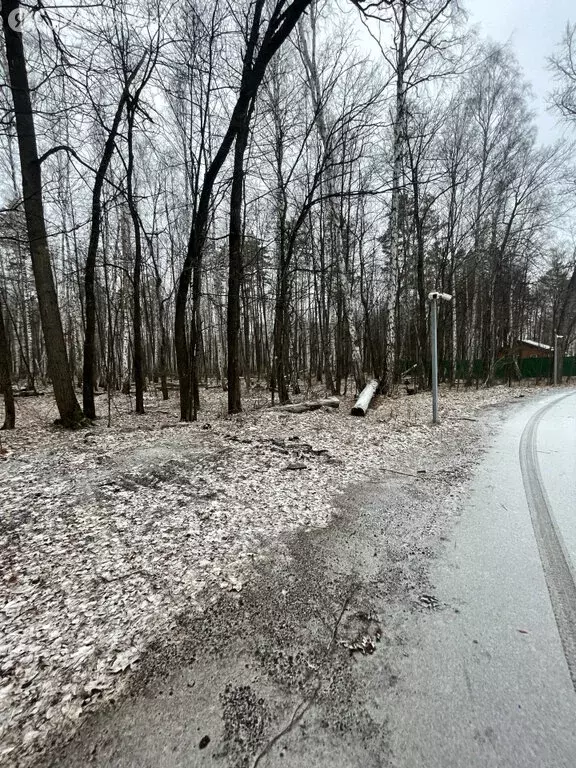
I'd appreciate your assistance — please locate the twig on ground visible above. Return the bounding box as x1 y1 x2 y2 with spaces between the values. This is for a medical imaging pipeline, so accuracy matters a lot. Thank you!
449 417 479 422
381 467 421 478
251 683 321 768
329 588 357 649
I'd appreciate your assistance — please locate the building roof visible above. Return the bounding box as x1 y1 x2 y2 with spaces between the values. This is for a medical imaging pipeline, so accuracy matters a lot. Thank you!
518 339 553 351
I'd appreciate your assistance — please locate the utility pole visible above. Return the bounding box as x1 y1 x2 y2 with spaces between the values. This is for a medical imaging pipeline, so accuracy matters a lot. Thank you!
554 333 564 386
429 291 452 424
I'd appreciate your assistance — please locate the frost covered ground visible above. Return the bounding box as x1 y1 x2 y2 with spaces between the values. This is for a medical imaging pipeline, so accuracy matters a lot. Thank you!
0 381 552 765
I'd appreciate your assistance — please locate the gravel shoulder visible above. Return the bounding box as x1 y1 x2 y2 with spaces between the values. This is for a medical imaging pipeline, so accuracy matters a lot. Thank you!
0 383 557 766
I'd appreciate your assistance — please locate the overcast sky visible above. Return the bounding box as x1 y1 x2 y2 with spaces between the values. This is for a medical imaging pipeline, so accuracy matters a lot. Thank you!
467 0 574 144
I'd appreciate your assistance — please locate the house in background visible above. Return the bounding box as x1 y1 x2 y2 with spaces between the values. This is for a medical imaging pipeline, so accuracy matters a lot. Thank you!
513 339 554 359
493 338 556 382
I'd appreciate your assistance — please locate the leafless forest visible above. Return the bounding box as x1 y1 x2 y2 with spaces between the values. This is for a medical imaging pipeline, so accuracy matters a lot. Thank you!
1 0 576 429
3 3 576 766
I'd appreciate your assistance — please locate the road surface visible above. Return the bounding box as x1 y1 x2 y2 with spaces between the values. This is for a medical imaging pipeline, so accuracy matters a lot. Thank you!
48 390 576 767
389 390 576 768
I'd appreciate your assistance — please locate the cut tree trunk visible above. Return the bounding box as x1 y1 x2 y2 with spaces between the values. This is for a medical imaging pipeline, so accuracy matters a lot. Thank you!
351 379 379 417
279 397 339 414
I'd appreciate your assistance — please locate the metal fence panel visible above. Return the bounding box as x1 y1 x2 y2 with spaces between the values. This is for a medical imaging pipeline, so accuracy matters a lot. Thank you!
399 356 576 382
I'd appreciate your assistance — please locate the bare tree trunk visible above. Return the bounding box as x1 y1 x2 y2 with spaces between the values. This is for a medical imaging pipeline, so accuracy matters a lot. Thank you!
157 288 169 401
0 301 15 429
131 220 145 414
126 106 145 415
271 267 291 404
227 98 255 414
82 59 144 419
450 253 458 385
385 0 407 395
269 64 291 405
2 1 83 426
175 0 313 421
298 9 364 393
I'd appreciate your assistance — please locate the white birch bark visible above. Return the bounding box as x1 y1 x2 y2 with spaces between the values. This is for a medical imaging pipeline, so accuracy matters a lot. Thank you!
298 8 364 392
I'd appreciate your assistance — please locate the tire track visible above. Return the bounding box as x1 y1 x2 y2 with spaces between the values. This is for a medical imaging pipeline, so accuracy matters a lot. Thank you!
519 392 576 691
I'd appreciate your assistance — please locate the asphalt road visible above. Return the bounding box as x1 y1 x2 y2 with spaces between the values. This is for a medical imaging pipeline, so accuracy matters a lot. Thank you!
48 391 576 768
389 390 576 768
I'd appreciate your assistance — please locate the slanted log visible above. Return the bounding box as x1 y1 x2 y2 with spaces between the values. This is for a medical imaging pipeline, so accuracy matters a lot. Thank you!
279 397 340 414
351 379 379 416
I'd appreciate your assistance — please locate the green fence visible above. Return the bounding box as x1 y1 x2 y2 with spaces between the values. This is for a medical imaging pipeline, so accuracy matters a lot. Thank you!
515 355 576 379
562 356 576 377
401 356 576 381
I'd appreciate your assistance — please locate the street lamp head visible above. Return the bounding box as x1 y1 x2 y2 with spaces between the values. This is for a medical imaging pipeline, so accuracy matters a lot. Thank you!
428 291 452 302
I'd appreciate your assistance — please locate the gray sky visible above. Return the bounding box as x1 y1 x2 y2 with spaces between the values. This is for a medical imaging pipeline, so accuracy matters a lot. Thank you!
467 0 574 144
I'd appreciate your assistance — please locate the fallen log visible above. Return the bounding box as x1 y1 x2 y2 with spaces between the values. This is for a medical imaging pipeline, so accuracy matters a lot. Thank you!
279 397 340 414
351 379 379 416
13 388 44 398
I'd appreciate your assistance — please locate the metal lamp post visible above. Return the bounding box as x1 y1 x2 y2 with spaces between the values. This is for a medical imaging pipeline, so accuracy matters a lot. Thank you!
554 333 564 386
428 291 452 424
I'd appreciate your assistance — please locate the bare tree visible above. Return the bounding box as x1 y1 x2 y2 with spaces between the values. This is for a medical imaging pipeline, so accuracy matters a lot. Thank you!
0 295 15 429
0 0 572 429
1 0 84 426
81 52 147 419
174 0 314 420
550 23 576 121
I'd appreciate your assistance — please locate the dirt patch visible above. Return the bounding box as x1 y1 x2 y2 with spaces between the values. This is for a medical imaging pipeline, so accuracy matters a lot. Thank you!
41 393 516 768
